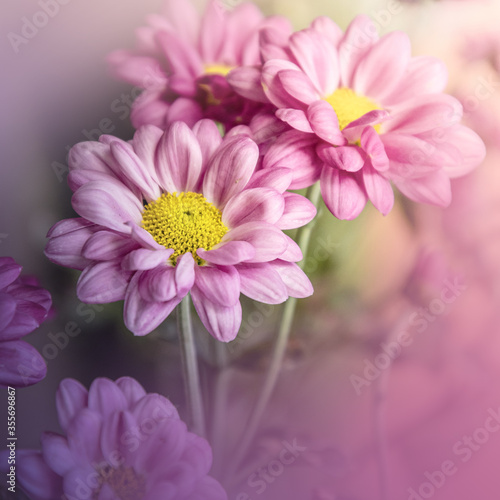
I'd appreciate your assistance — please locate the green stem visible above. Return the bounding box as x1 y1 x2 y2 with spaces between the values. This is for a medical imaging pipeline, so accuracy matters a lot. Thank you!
177 294 206 438
229 182 322 473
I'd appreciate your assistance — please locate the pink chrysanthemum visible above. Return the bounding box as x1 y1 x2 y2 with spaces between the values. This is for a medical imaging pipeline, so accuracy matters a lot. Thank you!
230 15 486 219
11 377 227 500
45 120 314 341
108 0 290 130
0 257 51 387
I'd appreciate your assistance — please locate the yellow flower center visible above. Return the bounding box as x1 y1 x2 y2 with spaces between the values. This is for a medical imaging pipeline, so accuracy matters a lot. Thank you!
142 192 228 265
204 64 233 77
93 465 146 500
324 88 382 132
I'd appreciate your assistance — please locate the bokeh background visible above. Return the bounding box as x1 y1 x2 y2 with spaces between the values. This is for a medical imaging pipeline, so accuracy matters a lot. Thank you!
2 0 500 499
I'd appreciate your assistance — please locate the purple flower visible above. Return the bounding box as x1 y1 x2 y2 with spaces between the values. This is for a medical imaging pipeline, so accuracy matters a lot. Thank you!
11 377 227 499
45 120 315 341
0 257 51 387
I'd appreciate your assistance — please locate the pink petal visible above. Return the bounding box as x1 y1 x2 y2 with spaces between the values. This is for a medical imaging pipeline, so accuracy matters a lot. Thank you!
88 377 128 418
352 31 411 101
160 0 200 45
67 169 120 193
276 108 315 133
222 124 251 139
197 241 256 265
126 222 165 251
248 111 288 144
203 136 259 208
130 392 179 422
46 217 95 238
290 28 339 95
16 451 63 500
175 253 196 297
362 161 394 215
271 260 314 298
99 410 137 466
107 51 167 88
8 284 51 316
394 170 452 207
124 272 182 336
131 89 171 129
115 376 147 406
164 98 203 128
260 24 292 62
122 248 174 271
71 180 142 233
41 432 75 476
133 418 187 474
190 286 242 342
360 126 389 172
279 234 303 262
307 100 345 145
0 259 21 289
0 301 44 339
237 263 288 304
381 133 448 179
157 31 203 79
0 341 46 387
199 0 226 63
45 222 95 271
227 66 268 103
317 145 365 172
194 265 240 307
0 293 16 331
384 94 463 135
82 230 138 261
262 131 321 190
440 126 486 178
277 192 317 230
222 221 288 263
342 110 390 142
133 125 163 192
192 119 223 178
155 122 203 193
169 72 198 97
223 2 264 63
262 130 317 170
339 15 379 87
277 69 320 105
68 142 116 183
310 16 343 46
222 188 285 226
109 140 159 200
77 261 132 303
67 409 102 464
138 266 177 302
63 466 101 499
262 59 308 109
320 166 367 220
180 432 213 477
245 167 293 193
385 56 448 105
56 378 88 432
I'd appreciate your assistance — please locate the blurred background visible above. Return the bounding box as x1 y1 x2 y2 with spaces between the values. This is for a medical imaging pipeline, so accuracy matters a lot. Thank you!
2 0 500 499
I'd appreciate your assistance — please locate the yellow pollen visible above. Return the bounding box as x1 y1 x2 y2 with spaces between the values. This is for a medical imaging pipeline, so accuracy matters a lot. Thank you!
142 192 228 265
204 63 234 77
198 83 221 106
93 465 146 500
324 88 382 133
